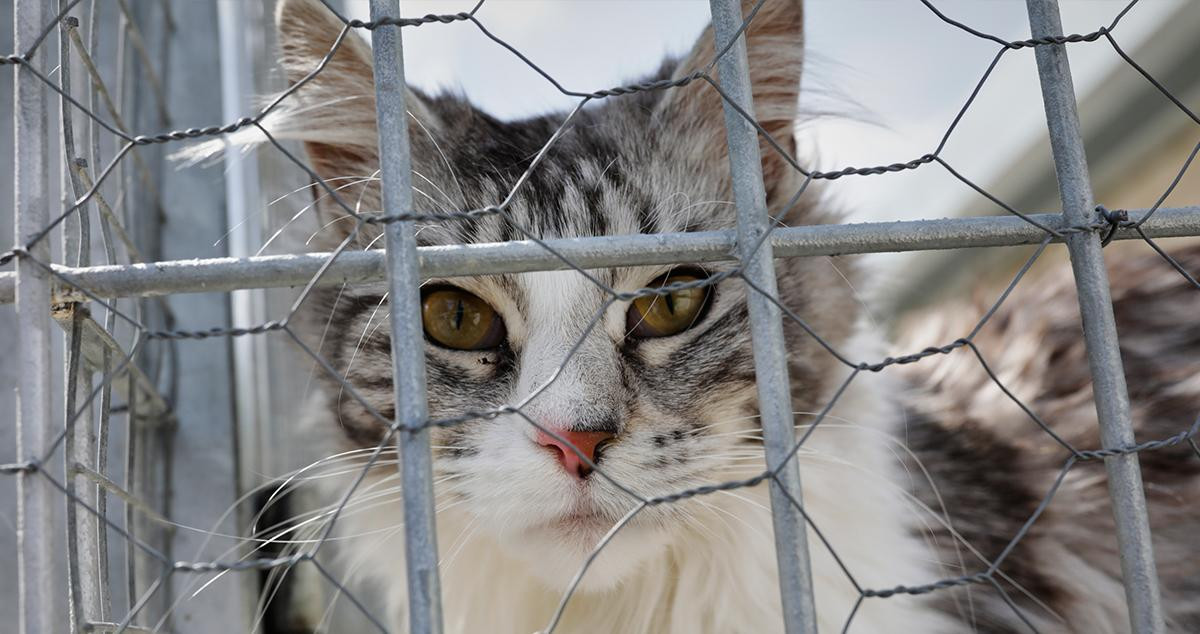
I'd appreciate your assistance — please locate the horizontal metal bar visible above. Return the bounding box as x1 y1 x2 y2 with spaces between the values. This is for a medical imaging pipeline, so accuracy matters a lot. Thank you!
2 206 1198 304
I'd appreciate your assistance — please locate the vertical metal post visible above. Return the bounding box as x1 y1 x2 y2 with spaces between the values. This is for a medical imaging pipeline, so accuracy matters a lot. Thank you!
368 2 444 633
14 1 57 633
61 8 102 630
708 1 817 633
1025 1 1165 632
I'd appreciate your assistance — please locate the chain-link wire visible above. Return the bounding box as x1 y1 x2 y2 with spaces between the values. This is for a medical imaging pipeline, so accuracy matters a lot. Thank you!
4 0 1200 632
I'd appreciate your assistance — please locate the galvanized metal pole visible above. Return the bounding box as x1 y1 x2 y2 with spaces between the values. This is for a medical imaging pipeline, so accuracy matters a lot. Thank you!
60 7 102 630
1026 1 1165 632
14 1 58 633
368 2 444 633
708 1 817 632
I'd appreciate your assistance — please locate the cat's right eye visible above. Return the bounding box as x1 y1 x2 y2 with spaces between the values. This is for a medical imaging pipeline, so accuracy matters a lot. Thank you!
421 287 506 350
626 272 712 339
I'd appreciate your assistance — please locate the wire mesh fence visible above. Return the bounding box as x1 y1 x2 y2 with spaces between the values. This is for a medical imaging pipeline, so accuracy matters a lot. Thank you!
2 0 1199 632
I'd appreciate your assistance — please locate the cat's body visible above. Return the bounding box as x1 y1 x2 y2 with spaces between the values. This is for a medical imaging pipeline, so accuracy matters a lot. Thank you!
235 1 1200 632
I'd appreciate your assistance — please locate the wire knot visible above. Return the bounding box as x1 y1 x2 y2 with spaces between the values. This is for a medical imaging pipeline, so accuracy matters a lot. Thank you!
0 459 40 475
1096 205 1128 246
0 245 31 266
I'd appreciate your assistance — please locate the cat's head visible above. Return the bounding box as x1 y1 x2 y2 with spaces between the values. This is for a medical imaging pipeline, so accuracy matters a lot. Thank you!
275 0 858 590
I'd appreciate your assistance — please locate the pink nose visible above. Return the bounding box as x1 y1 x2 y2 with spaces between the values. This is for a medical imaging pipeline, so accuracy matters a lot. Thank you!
535 429 615 479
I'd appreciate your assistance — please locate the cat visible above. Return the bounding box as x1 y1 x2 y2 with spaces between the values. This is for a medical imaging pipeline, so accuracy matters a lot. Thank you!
203 0 1200 631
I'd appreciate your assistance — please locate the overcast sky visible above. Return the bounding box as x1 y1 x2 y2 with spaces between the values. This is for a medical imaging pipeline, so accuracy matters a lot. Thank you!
342 0 1183 222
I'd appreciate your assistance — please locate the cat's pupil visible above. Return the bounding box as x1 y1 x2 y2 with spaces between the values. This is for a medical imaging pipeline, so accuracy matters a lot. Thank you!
454 299 465 330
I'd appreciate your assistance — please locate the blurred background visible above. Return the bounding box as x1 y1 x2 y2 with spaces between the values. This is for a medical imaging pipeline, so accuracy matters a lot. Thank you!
1 0 1197 631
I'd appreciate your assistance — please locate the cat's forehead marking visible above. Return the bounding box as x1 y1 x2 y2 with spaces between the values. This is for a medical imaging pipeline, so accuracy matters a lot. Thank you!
511 269 623 421
519 269 603 330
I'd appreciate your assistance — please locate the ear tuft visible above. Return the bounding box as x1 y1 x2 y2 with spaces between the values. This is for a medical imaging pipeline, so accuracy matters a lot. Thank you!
276 0 373 90
175 0 454 249
173 0 380 179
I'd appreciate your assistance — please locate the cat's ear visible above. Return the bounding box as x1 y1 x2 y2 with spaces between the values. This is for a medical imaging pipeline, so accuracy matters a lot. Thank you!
655 0 804 199
274 0 381 187
274 0 447 245
275 0 443 188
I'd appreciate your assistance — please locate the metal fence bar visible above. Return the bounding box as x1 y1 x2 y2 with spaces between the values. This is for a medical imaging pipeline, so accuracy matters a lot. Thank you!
64 312 99 632
1025 1 1165 632
709 1 817 632
13 1 57 632
369 1 444 633
4 205 1198 305
60 10 103 629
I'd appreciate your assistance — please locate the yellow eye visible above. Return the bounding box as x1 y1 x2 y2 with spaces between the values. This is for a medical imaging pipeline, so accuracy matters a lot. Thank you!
421 288 506 350
626 273 712 339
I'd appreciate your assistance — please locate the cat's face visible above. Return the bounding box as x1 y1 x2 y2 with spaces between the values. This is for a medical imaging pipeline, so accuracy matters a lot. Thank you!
275 0 856 590
327 264 759 588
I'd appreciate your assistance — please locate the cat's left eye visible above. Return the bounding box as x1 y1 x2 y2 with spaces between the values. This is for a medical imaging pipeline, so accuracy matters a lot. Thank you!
421 287 506 350
626 272 712 339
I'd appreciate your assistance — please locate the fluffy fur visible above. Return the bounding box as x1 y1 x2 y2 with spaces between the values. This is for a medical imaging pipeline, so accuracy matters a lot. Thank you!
898 245 1200 632
220 1 1199 632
